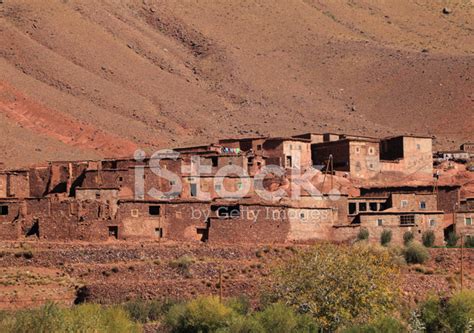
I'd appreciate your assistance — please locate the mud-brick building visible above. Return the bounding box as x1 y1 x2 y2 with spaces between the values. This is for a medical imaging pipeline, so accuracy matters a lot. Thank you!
379 135 433 175
311 137 381 179
0 169 30 198
336 188 446 245
219 136 312 170
455 197 474 239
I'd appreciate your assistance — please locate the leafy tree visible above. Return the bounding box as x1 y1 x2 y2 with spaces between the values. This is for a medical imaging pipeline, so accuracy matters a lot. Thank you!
446 290 474 333
342 316 406 332
268 243 400 331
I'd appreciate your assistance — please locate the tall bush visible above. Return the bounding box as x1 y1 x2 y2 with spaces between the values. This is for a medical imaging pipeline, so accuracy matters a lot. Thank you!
268 243 399 330
357 228 369 241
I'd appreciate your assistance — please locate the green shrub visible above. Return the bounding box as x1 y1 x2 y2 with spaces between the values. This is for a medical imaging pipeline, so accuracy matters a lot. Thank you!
342 316 406 332
445 290 474 333
464 235 474 248
164 296 235 332
357 228 369 241
418 291 474 333
256 303 318 333
380 229 392 246
225 296 251 315
404 242 430 264
422 230 436 247
122 298 172 324
227 315 265 333
0 302 141 333
403 231 414 246
169 255 194 270
447 232 459 247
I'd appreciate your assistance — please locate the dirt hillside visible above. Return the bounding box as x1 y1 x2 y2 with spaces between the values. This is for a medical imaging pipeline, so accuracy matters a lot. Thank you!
0 0 473 168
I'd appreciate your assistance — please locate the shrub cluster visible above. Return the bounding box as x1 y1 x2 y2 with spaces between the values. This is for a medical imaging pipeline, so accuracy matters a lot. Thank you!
422 230 436 247
0 302 141 333
403 241 430 264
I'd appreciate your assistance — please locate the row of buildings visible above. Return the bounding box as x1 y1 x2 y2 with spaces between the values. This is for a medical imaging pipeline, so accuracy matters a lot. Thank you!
0 133 472 245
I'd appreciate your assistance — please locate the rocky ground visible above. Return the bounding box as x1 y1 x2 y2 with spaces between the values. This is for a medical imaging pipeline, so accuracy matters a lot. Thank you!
0 240 472 310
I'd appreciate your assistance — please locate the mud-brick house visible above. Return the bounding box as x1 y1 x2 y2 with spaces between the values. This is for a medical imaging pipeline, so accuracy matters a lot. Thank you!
337 189 446 245
111 200 211 242
311 137 381 179
0 198 25 240
219 136 312 171
379 135 433 175
0 169 30 198
455 197 474 240
460 142 474 154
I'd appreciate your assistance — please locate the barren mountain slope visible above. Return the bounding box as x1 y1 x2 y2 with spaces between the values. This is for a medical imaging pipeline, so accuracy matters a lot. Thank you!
0 0 472 168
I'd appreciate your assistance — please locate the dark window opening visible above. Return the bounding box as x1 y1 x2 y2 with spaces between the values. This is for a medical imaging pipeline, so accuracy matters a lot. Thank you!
0 205 8 216
359 202 367 212
420 201 426 209
95 193 101 199
257 144 262 150
118 177 123 182
286 156 292 168
369 202 378 211
197 227 209 242
111 161 118 169
349 203 357 215
155 227 163 238
26 220 40 238
211 156 218 167
400 215 415 225
190 183 197 197
149 205 161 216
248 157 254 164
108 226 118 239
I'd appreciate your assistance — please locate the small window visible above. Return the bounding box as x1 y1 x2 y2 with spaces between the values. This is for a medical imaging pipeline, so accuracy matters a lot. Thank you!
211 156 218 167
369 147 375 155
289 144 293 150
429 219 436 227
400 215 415 225
377 219 383 226
420 201 426 209
155 227 163 238
131 209 139 217
0 206 8 215
118 176 123 182
401 200 408 208
349 202 357 215
355 147 360 153
466 217 472 226
237 182 242 190
359 202 367 212
95 193 101 199
170 180 176 186
416 144 421 150
215 184 222 191
369 202 378 211
300 212 305 219
257 144 262 150
108 226 118 239
149 205 161 216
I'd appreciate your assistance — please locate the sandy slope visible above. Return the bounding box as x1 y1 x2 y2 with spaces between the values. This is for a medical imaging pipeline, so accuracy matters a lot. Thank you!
0 0 472 168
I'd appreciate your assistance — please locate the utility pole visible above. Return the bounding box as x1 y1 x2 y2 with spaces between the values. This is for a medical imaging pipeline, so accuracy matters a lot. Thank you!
219 266 223 303
460 233 464 291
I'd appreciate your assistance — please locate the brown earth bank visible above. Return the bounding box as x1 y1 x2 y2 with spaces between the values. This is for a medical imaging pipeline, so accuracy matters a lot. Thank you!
0 0 473 168
0 241 472 310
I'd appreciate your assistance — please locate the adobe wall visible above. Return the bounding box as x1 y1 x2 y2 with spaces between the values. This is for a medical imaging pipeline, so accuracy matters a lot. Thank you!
208 205 289 244
348 141 380 179
359 213 444 246
282 140 312 169
455 211 474 236
389 193 437 211
402 137 433 175
0 200 23 240
287 207 334 241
